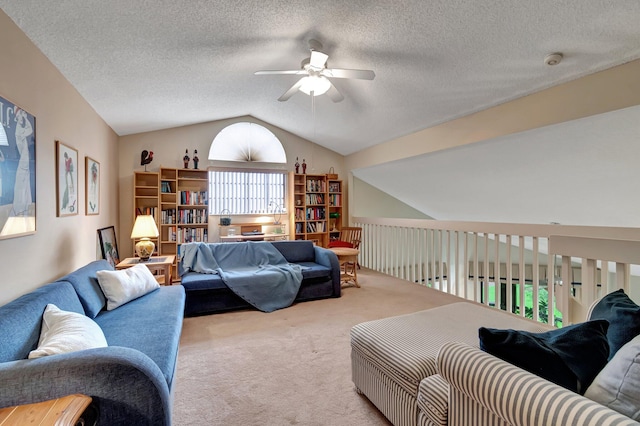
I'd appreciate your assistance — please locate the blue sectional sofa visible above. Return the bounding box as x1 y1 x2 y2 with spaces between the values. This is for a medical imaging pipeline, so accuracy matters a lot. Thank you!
0 260 185 426
180 240 341 316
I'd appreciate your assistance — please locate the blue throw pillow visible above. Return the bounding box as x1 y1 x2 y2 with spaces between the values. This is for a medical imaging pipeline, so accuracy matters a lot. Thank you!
479 320 609 394
589 289 640 360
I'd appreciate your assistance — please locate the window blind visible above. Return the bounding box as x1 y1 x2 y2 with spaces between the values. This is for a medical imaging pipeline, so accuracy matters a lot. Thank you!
208 170 286 215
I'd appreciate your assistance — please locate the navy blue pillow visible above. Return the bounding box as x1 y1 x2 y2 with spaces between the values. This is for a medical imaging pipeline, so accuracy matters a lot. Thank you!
479 320 609 394
590 289 640 360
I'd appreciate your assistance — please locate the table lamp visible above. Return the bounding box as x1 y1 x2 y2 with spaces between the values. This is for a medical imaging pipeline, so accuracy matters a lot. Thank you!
131 215 159 261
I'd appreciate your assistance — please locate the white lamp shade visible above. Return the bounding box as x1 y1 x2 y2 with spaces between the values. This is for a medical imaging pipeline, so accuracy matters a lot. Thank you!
131 215 159 239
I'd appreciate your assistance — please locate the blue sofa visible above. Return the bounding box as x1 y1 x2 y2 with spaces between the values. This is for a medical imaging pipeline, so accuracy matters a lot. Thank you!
0 260 185 426
180 240 341 316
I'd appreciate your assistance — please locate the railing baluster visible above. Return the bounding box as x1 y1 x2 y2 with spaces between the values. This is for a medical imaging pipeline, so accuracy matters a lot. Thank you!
532 237 540 322
353 218 640 327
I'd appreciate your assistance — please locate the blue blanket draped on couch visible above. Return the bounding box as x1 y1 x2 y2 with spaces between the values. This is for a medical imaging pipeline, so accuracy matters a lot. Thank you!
181 242 303 312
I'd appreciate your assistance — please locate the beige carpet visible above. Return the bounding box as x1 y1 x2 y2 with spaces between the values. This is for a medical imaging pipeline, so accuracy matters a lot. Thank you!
173 269 463 426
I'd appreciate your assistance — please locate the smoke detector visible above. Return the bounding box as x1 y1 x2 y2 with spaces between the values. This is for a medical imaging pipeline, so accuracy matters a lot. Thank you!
544 52 563 66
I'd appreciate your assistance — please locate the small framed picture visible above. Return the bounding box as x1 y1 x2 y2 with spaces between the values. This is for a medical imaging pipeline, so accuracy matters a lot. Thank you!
55 140 79 217
98 225 120 267
85 156 100 215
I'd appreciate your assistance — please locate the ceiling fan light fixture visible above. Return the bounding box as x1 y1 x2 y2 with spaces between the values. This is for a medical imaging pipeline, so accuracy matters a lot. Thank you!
298 75 331 96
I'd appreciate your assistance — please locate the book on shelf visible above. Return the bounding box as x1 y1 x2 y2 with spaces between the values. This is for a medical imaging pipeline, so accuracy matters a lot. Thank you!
306 221 326 233
177 227 208 243
161 209 176 224
305 207 326 220
178 209 208 224
305 193 325 205
136 207 157 217
161 181 172 193
180 191 208 205
306 179 326 193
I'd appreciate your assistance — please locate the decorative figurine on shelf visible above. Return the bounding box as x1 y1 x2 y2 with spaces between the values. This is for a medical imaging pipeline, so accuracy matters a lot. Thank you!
295 157 300 174
140 150 154 171
193 149 199 169
183 149 190 169
302 158 307 174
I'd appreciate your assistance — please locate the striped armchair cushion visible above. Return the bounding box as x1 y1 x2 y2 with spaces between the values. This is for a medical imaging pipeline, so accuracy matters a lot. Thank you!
417 374 448 426
438 342 638 426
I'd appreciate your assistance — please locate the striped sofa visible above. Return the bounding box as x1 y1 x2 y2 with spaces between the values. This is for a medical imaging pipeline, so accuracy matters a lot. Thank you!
350 301 637 426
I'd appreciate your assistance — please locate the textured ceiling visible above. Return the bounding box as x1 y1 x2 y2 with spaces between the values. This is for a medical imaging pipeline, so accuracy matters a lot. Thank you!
2 1 640 228
1 0 640 156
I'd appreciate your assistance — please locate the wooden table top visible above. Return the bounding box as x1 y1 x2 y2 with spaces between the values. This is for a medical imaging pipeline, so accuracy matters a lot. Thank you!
329 247 359 256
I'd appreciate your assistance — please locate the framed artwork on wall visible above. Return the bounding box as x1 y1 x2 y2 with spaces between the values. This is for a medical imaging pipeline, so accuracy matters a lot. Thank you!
55 140 78 217
0 95 36 240
97 225 120 267
85 156 100 215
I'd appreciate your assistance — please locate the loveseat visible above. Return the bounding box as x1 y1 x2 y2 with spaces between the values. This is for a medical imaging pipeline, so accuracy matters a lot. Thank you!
0 259 185 426
351 300 639 426
180 240 341 316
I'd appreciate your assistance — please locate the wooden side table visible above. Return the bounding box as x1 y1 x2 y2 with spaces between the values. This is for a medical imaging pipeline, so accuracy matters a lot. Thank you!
116 255 176 285
329 247 360 288
0 394 93 425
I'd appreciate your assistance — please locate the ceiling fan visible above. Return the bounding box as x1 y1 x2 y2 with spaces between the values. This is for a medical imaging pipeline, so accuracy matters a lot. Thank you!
255 39 375 103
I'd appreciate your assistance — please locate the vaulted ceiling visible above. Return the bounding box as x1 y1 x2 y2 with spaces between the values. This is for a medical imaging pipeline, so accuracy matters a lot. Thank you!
2 1 640 226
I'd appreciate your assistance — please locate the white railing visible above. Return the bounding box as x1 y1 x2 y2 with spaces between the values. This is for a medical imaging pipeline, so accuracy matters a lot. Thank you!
353 217 640 326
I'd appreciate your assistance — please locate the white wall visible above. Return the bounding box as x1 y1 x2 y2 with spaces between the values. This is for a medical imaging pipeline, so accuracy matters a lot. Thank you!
0 10 120 306
352 177 431 219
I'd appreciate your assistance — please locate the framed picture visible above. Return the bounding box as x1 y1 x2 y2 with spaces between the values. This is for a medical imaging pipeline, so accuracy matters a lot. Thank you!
0 95 36 240
98 225 120 267
85 156 100 215
55 140 78 216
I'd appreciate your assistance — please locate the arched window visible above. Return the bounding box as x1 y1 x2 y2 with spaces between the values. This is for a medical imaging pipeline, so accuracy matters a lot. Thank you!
208 122 286 163
207 122 288 215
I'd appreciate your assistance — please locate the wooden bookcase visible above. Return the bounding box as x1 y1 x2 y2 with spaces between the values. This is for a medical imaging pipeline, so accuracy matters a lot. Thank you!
134 168 209 279
159 167 178 266
176 168 209 245
328 178 343 241
293 173 337 247
133 171 160 256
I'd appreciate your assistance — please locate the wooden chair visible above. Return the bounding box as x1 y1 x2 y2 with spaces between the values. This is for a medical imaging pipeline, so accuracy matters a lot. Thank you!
339 227 362 251
329 227 362 269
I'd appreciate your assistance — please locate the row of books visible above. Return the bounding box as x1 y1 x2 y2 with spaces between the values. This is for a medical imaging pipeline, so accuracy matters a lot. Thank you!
329 194 342 207
179 227 208 243
306 207 326 220
294 221 326 234
136 207 157 217
180 191 208 205
306 179 326 193
165 227 209 243
161 209 176 224
305 194 325 205
306 221 326 233
177 209 208 224
160 181 174 193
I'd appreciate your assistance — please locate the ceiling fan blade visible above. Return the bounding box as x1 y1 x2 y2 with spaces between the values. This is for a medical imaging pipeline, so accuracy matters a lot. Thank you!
310 50 328 68
326 82 344 103
255 70 306 75
278 79 304 102
322 68 375 80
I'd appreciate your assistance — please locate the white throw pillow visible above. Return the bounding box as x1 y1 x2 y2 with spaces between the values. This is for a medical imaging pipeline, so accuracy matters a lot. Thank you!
96 263 160 310
28 304 108 359
585 334 640 420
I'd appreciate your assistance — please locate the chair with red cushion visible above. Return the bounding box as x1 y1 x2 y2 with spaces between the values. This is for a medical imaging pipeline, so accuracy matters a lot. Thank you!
328 227 362 268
